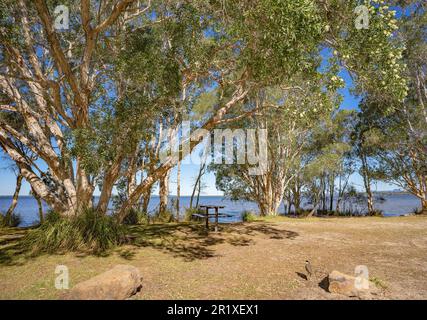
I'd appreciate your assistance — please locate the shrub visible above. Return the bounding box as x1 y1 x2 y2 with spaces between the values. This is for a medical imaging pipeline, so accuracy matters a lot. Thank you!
0 212 21 227
241 210 257 222
119 208 149 225
44 210 61 223
23 208 127 254
153 209 174 223
184 207 203 222
368 210 383 217
412 207 426 215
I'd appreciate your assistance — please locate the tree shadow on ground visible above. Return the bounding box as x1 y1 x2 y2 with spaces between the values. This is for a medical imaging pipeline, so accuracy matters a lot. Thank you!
0 221 299 265
226 223 299 240
0 227 30 266
127 223 226 262
127 222 299 261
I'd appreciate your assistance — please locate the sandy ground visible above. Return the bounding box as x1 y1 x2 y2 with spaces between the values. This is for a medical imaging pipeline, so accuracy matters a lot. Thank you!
0 216 426 300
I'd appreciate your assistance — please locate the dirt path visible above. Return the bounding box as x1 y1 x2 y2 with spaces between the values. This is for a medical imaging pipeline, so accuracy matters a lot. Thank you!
0 216 426 299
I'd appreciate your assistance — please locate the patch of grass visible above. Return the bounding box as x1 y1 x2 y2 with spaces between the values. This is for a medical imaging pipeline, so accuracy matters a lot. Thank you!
153 209 174 223
370 277 388 290
22 209 127 255
241 210 258 222
118 208 149 225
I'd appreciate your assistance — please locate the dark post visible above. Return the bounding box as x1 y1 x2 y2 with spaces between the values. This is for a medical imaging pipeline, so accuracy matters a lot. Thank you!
215 207 219 232
205 207 209 230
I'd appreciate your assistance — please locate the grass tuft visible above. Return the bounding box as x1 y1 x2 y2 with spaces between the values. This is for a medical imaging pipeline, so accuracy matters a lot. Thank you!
22 208 127 255
118 208 149 225
0 212 21 227
241 210 258 222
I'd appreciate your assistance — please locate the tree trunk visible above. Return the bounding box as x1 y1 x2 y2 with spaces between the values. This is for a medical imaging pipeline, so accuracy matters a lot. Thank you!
96 159 123 214
190 162 205 209
32 186 44 224
336 198 342 214
420 198 427 215
361 154 375 215
329 174 335 212
141 185 152 214
293 185 301 213
5 172 23 224
321 175 327 212
308 188 322 217
366 188 374 215
159 170 170 214
176 156 181 221
96 178 115 214
258 196 282 216
195 177 202 208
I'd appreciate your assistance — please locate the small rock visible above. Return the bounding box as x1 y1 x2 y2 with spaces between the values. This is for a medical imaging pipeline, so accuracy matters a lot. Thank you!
328 270 379 299
65 265 142 300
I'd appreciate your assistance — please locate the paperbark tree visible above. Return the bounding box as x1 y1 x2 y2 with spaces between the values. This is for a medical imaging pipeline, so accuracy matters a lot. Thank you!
358 1 426 214
0 0 408 222
5 168 23 224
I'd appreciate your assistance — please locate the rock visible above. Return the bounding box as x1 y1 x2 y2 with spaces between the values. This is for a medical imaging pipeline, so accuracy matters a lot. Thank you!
65 265 142 300
328 270 380 298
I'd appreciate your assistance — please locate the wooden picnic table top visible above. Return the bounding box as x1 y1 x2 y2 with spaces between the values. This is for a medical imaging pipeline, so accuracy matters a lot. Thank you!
192 213 233 218
199 205 225 209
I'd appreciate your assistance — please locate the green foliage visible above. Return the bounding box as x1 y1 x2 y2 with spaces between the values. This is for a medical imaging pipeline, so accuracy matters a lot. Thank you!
23 209 127 254
0 212 21 228
119 208 150 225
153 209 174 223
224 0 323 83
370 276 388 290
241 211 258 222
184 207 204 222
0 0 417 224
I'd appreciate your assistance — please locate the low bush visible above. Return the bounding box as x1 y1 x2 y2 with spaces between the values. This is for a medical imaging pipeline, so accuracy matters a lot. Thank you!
241 210 257 222
23 208 127 254
119 208 149 225
0 212 21 227
153 209 174 223
184 207 204 222
367 210 383 217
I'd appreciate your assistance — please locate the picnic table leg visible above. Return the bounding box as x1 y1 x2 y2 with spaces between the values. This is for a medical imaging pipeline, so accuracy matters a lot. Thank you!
215 207 219 232
205 207 209 231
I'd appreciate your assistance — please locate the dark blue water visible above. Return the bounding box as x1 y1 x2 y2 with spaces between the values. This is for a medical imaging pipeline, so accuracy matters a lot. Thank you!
0 194 421 227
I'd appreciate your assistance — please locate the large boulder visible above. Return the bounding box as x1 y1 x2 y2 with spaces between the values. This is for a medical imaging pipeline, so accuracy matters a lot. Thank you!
65 265 142 300
328 270 380 298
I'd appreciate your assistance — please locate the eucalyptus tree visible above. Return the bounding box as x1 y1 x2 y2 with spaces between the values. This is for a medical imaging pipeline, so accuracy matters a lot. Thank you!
212 75 345 216
0 0 408 221
300 109 355 215
357 0 426 213
351 109 379 214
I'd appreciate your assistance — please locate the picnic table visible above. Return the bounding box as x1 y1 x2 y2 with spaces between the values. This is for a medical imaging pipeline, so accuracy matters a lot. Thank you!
193 205 232 232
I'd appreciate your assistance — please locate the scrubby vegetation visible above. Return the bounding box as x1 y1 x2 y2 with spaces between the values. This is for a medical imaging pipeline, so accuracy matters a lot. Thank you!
152 209 174 223
184 207 204 222
118 208 150 225
0 212 21 228
22 209 127 254
241 211 258 222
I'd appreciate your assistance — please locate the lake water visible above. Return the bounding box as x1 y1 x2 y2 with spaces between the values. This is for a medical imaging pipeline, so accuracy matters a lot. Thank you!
0 193 421 227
